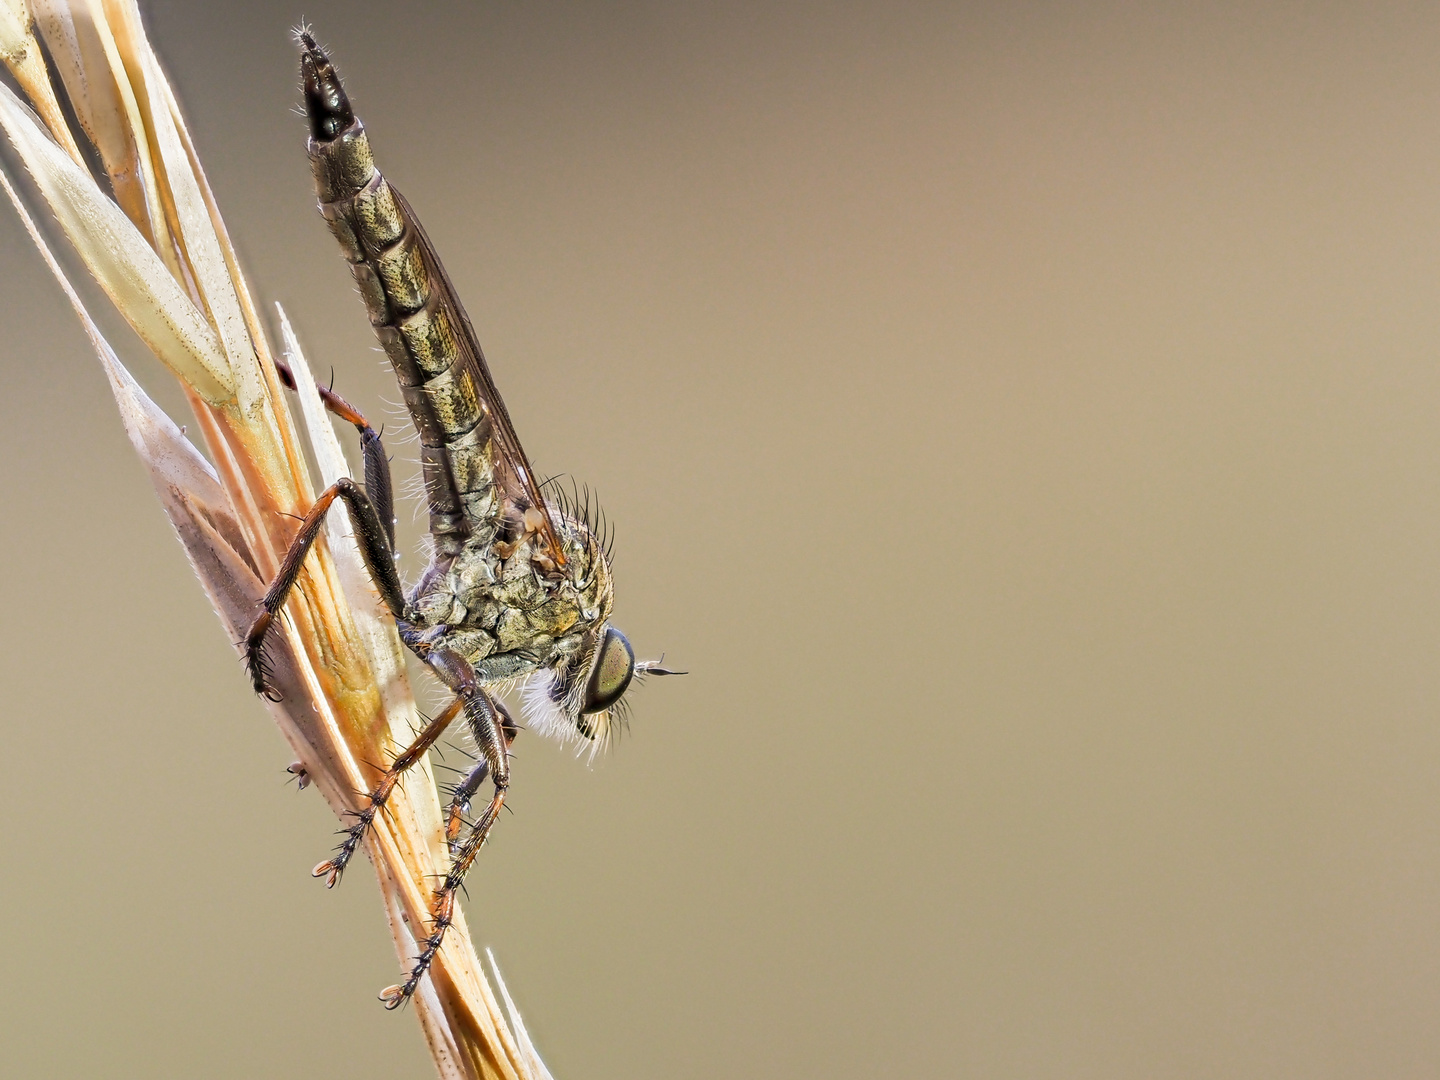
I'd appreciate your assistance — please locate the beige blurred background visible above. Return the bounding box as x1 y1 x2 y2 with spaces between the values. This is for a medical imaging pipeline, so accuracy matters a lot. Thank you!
3 1 1440 1076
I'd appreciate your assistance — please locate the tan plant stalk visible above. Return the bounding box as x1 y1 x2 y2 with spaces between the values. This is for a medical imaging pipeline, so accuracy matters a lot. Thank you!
0 3 551 1076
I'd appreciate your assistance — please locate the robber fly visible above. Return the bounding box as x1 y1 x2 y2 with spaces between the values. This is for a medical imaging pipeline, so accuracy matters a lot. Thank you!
244 33 680 1008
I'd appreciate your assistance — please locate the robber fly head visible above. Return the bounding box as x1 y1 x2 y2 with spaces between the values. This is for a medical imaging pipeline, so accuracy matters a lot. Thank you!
522 623 681 754
520 494 682 753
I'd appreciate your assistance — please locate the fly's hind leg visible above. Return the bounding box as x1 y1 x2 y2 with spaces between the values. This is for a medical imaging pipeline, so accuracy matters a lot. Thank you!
243 475 404 699
273 358 395 550
312 697 464 888
380 646 511 1009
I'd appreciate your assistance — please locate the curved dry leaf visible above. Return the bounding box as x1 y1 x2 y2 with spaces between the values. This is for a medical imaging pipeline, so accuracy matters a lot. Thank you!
107 0 264 415
0 0 84 164
30 0 166 248
0 80 233 401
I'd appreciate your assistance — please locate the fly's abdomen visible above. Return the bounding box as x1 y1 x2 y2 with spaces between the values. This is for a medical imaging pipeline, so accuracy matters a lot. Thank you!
302 41 497 555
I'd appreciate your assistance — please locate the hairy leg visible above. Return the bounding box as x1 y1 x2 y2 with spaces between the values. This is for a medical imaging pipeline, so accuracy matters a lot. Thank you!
313 696 465 888
381 646 511 1008
243 476 403 699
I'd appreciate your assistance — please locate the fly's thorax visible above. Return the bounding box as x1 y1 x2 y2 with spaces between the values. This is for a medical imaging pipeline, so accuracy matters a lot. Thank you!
486 509 612 652
408 511 611 654
547 506 614 631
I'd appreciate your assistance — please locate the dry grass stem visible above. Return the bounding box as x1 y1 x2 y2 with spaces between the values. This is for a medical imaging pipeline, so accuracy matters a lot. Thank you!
0 3 552 1076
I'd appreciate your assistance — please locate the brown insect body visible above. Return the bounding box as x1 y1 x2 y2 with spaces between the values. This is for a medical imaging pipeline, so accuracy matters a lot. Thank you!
305 59 612 688
240 35 680 1007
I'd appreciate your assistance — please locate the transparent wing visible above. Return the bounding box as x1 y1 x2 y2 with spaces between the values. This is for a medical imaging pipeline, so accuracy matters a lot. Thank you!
391 185 566 568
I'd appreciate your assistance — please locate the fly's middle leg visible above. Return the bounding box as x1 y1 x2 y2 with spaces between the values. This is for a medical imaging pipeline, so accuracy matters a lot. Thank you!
313 696 465 888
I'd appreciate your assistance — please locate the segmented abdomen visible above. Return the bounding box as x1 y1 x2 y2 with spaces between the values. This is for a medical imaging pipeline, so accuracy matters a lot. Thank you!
307 123 496 557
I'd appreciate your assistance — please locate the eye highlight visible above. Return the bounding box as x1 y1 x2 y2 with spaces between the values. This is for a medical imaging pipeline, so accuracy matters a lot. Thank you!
581 626 635 715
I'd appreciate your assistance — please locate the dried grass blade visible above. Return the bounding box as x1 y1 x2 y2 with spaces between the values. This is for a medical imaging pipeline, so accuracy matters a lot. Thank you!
0 0 83 163
487 951 555 1080
0 80 232 400
104 0 264 416
29 0 167 252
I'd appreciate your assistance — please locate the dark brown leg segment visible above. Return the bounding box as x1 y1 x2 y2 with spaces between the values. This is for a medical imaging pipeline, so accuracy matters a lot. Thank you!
244 477 404 700
443 699 518 850
274 358 396 550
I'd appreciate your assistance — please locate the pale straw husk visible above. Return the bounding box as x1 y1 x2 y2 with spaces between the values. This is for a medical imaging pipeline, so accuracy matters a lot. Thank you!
0 3 551 1076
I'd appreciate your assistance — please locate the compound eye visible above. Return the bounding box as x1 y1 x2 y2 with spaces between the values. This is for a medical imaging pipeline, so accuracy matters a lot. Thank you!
581 626 635 715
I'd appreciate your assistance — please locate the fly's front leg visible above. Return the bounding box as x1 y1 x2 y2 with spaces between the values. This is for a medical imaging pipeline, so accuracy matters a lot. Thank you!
244 476 403 699
312 696 464 888
443 699 518 851
380 646 510 1009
